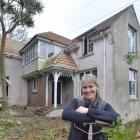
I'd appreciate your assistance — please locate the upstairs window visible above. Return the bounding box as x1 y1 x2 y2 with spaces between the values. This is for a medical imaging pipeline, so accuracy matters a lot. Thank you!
48 44 55 58
128 25 136 53
129 69 137 99
23 43 37 65
83 37 94 56
38 41 55 58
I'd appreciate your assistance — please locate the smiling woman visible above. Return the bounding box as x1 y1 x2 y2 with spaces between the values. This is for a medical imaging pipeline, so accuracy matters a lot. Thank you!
62 74 120 140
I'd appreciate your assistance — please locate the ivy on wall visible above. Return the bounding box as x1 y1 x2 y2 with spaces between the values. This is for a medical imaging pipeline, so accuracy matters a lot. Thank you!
124 52 138 65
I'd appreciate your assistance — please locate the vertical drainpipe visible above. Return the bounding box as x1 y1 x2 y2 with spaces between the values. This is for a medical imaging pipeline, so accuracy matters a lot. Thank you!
100 32 106 100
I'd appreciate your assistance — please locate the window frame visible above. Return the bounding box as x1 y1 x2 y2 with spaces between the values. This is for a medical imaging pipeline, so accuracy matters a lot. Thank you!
129 69 137 99
32 77 38 94
23 43 38 65
82 36 94 56
128 25 137 53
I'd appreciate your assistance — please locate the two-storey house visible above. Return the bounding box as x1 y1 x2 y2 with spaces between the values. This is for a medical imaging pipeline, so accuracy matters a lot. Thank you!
71 5 140 121
1 5 140 122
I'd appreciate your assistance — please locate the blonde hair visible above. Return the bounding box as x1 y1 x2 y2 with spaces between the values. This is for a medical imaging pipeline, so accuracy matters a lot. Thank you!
81 74 100 98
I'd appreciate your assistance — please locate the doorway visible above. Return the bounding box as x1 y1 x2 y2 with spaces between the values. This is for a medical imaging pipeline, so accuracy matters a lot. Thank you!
52 81 62 105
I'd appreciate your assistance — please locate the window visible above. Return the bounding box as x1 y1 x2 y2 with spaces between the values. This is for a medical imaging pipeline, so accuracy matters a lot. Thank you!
32 77 38 93
128 25 136 52
83 37 94 55
6 77 10 96
48 44 55 58
39 43 47 58
38 41 55 58
129 69 137 98
23 43 38 65
80 69 97 80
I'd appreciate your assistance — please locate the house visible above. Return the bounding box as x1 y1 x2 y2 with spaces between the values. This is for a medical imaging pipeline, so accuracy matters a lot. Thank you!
72 5 140 122
0 38 27 106
20 31 77 107
1 5 140 122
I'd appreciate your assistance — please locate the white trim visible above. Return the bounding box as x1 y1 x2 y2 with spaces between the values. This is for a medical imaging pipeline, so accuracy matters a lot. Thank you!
6 78 11 86
129 94 137 100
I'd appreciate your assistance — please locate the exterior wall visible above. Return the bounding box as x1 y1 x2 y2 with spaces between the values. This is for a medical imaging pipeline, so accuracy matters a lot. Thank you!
62 77 73 105
111 7 140 122
73 6 140 122
76 35 114 101
69 50 79 65
23 58 38 75
0 56 27 106
28 75 46 106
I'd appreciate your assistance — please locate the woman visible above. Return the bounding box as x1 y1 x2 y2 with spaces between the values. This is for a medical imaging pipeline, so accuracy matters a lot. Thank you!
62 74 120 140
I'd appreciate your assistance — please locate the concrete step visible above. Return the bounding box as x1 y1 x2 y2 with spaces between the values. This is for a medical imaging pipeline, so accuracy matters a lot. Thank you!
34 107 51 116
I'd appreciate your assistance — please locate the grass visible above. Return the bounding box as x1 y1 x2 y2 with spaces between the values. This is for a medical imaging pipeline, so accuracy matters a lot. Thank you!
0 106 69 140
0 106 140 140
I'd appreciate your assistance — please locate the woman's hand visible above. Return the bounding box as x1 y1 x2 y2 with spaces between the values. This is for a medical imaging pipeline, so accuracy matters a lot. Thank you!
76 106 88 114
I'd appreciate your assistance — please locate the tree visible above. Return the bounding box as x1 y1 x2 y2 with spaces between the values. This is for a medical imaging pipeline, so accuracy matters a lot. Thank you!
8 25 29 43
0 14 29 43
0 0 43 111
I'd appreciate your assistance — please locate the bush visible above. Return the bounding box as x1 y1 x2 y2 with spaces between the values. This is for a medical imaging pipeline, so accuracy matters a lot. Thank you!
102 119 135 140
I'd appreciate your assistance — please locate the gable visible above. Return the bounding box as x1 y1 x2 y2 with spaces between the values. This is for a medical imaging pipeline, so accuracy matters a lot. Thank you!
74 5 135 40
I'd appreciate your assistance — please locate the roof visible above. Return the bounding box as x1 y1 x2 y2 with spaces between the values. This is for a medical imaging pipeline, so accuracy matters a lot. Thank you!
75 5 132 39
41 51 78 71
20 31 72 52
37 31 71 46
0 38 24 56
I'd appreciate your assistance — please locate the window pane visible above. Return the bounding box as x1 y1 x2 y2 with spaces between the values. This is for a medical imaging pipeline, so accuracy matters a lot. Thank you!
85 71 90 74
83 38 87 55
128 26 136 52
92 69 97 77
129 69 137 96
89 43 93 52
80 73 84 80
39 44 47 58
32 77 37 91
48 44 55 58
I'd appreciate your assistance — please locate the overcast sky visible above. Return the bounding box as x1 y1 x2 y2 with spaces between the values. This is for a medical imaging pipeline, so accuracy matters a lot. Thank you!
28 0 140 39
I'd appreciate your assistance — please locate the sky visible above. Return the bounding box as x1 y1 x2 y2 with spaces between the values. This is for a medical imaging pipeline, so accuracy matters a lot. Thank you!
28 0 140 39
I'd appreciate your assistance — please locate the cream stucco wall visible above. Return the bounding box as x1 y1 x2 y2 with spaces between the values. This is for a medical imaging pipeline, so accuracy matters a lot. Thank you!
0 55 27 106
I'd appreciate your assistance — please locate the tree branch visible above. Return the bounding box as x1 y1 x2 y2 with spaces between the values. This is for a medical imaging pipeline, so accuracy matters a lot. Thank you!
6 21 19 34
0 15 6 35
3 0 15 14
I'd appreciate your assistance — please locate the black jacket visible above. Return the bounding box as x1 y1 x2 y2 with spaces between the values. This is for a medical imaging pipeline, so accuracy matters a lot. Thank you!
62 97 119 140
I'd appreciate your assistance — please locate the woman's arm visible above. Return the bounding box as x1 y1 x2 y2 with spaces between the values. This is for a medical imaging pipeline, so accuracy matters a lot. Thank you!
62 99 93 123
87 103 120 124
